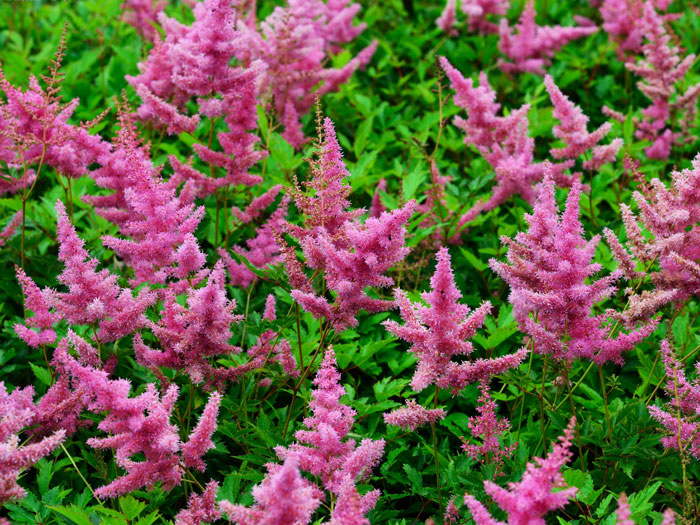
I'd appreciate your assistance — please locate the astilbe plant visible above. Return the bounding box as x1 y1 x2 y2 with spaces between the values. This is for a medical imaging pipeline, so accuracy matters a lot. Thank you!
461 380 516 477
175 480 221 525
623 1 700 159
274 347 385 524
648 340 700 460
490 173 657 364
463 418 577 524
440 60 620 234
0 383 65 504
121 0 167 40
54 338 221 498
605 155 700 319
383 399 446 431
220 453 321 524
14 200 155 346
286 117 416 330
384 247 528 394
497 1 597 75
599 0 674 59
437 0 510 35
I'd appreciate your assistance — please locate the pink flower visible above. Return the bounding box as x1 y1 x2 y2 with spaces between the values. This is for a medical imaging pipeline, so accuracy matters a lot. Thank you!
384 247 527 392
175 480 221 525
383 399 446 431
464 418 577 525
498 2 597 75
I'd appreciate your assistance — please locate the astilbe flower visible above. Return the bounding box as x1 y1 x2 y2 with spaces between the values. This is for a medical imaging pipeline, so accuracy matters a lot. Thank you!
606 155 700 314
122 0 167 40
383 399 446 431
134 261 243 387
624 1 700 159
181 392 222 472
440 58 579 233
385 247 527 393
490 173 657 364
0 34 109 181
236 0 376 148
462 380 516 477
219 454 321 525
599 0 674 59
14 201 155 344
55 340 221 498
276 347 385 521
648 340 700 460
288 117 363 243
463 418 577 525
437 0 510 35
615 493 634 525
292 200 416 330
175 480 221 525
544 75 623 172
368 178 387 218
498 2 597 75
0 383 65 504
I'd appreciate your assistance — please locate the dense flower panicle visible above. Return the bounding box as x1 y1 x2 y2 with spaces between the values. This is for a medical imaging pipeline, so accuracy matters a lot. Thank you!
648 340 700 459
289 117 363 243
237 1 376 148
624 2 699 159
276 348 385 518
181 392 222 472
383 399 446 431
490 173 656 364
544 75 623 170
384 247 527 392
292 200 416 329
608 155 700 310
134 261 243 386
440 58 579 230
498 2 597 75
462 381 516 477
219 454 321 525
0 383 65 504
14 266 60 348
175 480 221 525
0 64 109 179
464 418 577 525
55 341 183 497
122 0 167 40
438 0 510 35
263 294 277 321
600 0 674 58
14 201 155 343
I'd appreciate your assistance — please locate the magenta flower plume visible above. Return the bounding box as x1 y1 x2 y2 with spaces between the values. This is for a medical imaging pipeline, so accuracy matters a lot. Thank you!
0 383 65 504
490 173 656 364
385 247 527 393
624 1 700 159
0 210 21 247
440 58 579 230
181 392 222 472
175 480 221 525
288 117 363 242
292 200 416 330
437 0 510 35
122 0 167 40
462 380 516 477
606 155 700 312
219 454 321 525
464 418 577 525
544 75 623 171
14 266 60 348
498 1 597 75
648 340 700 460
134 261 243 387
276 347 385 518
600 0 674 59
383 399 446 431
